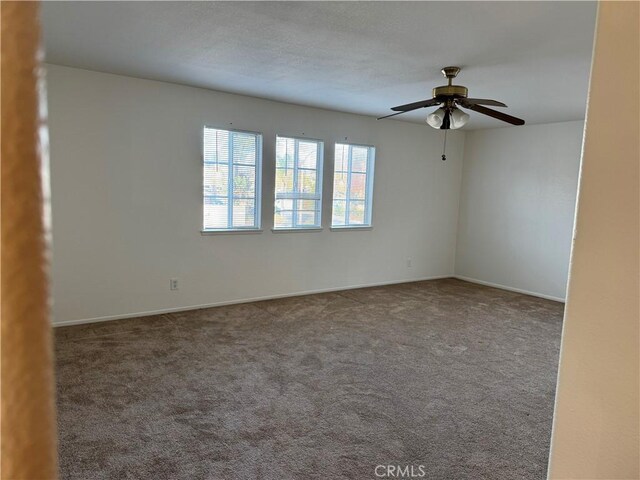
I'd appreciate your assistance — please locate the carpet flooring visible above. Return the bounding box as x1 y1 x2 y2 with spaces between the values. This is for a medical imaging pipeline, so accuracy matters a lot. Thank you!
55 278 564 480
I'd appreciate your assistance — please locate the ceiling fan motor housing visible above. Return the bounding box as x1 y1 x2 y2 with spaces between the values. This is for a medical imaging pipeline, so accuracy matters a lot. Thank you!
432 84 468 99
433 66 468 100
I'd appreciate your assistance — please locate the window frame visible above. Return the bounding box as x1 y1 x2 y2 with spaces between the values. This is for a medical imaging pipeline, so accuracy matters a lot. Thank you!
273 135 324 231
201 125 263 233
331 142 376 229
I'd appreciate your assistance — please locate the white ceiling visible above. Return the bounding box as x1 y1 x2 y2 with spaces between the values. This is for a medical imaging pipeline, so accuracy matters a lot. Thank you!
41 1 597 129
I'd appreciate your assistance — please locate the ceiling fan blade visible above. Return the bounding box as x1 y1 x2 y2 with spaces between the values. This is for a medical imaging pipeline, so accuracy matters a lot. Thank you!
391 98 441 112
377 110 413 120
460 103 525 126
459 98 507 107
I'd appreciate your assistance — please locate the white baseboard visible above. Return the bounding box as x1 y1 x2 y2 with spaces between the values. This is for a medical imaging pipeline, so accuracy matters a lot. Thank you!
53 274 453 327
453 275 565 303
54 274 565 327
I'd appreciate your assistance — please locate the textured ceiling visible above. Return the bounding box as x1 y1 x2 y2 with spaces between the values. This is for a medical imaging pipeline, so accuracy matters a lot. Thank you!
41 1 597 129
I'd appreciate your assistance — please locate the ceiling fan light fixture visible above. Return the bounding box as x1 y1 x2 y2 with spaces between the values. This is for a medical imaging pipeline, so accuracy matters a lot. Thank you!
426 107 469 130
426 107 445 128
449 108 470 129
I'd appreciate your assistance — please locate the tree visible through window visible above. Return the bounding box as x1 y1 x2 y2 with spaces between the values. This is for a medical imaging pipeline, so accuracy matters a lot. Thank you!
332 143 375 227
274 136 323 229
203 127 262 230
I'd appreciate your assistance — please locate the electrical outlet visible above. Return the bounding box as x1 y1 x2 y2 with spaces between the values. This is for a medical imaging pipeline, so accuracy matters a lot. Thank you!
170 278 179 290
406 258 412 268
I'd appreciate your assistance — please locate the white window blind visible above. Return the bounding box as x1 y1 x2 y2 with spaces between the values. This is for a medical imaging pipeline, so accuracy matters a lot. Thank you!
203 127 262 231
332 143 375 227
274 136 323 229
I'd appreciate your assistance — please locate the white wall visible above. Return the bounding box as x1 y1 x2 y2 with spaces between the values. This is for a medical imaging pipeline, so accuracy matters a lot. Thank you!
46 64 465 325
548 2 640 478
455 121 584 301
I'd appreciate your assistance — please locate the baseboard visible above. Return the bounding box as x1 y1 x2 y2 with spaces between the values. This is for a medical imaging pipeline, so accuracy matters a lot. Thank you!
453 275 565 303
53 274 453 327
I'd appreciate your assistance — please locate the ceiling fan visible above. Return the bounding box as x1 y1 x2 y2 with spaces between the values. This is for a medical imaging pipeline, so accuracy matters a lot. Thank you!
378 66 525 129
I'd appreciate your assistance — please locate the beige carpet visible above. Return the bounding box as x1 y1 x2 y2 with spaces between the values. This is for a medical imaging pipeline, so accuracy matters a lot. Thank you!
55 278 563 479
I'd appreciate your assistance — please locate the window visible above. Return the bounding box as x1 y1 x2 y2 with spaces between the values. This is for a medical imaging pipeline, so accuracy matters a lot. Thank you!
203 127 262 231
332 143 375 227
274 136 323 229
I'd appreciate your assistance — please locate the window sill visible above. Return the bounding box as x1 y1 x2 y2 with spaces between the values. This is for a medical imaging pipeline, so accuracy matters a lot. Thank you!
330 226 373 231
201 229 263 235
271 228 323 233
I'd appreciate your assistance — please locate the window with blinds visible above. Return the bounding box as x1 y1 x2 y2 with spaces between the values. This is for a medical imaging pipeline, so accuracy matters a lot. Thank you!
203 127 262 231
274 136 323 229
332 143 375 227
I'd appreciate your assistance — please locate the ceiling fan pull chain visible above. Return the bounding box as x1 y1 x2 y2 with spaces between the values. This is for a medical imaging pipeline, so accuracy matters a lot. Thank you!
442 130 447 161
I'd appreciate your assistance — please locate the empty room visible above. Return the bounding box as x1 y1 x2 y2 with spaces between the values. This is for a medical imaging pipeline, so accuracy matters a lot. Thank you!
1 1 638 480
